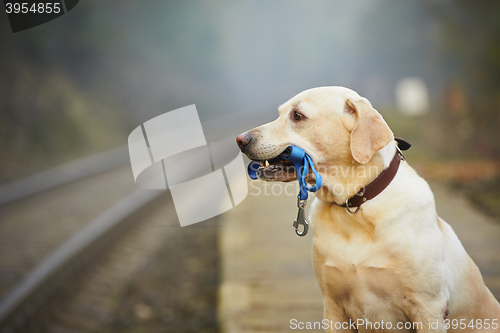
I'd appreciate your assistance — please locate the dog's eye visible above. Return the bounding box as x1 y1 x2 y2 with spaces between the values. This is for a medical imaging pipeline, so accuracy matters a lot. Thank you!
293 110 304 121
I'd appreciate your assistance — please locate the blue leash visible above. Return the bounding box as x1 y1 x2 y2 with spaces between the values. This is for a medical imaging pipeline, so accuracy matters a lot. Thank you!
247 146 322 200
247 146 323 236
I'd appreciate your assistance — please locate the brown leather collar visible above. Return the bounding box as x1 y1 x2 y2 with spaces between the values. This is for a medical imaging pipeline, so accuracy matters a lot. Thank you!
337 138 411 213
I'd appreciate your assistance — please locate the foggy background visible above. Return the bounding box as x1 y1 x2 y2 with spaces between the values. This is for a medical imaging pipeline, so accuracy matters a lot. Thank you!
2 1 499 179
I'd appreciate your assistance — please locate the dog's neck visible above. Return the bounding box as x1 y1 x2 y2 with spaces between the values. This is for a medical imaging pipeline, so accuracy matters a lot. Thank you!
314 142 396 205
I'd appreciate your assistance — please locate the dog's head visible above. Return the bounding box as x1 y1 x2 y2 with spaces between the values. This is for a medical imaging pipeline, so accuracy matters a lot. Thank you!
236 86 394 188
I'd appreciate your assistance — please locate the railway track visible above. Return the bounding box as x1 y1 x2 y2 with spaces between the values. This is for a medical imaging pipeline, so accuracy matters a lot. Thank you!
0 109 267 332
0 148 164 332
0 142 222 333
41 193 219 333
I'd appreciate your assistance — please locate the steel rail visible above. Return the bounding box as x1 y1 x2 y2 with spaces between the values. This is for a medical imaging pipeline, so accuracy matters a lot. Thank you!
0 146 129 205
0 107 268 332
0 188 164 332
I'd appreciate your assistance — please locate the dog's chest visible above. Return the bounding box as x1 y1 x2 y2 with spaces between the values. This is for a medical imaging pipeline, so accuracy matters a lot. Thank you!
314 240 411 328
312 219 412 328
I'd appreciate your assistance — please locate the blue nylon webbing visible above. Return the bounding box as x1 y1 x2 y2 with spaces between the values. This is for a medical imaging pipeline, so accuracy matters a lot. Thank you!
247 146 322 200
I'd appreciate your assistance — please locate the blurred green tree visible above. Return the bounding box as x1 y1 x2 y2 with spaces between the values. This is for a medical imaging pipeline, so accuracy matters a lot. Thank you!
427 0 500 157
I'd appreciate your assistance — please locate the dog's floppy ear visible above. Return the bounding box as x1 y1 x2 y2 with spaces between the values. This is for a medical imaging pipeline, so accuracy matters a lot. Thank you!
346 98 393 164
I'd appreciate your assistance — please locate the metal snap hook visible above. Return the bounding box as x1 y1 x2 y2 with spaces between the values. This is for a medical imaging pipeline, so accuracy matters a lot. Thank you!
293 198 309 236
293 218 309 236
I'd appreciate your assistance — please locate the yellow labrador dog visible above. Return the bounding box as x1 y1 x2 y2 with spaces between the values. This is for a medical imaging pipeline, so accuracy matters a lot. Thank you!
236 87 500 332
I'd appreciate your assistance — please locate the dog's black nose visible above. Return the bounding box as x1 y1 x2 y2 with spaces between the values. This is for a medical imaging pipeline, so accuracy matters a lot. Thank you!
236 132 252 149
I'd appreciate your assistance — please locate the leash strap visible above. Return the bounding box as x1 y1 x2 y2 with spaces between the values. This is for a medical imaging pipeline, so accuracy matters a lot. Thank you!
246 146 323 237
280 146 322 200
247 161 260 180
246 146 323 200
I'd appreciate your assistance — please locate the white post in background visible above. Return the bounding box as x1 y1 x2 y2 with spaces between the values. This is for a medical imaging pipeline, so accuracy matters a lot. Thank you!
395 77 430 116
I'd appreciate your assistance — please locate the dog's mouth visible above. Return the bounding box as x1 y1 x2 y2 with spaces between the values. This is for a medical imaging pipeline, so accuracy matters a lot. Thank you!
249 148 298 182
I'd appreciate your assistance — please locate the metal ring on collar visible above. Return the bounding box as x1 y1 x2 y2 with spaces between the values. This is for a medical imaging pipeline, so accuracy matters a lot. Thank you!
345 199 360 214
